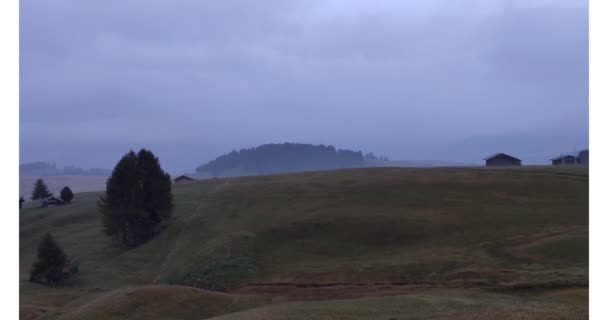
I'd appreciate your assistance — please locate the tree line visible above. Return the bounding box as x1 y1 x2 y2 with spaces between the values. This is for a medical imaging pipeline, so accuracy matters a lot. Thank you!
20 161 110 176
196 143 378 177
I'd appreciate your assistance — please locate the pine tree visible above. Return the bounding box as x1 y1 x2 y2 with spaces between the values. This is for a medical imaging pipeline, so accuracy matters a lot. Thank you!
31 178 52 200
137 149 173 224
99 149 173 247
29 233 77 284
60 186 74 203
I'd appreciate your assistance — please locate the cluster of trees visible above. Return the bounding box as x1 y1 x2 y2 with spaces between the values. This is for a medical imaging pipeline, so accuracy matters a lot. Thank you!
26 181 79 283
364 152 389 162
98 149 173 247
20 161 110 176
28 149 172 287
196 143 368 177
19 162 59 176
29 178 74 203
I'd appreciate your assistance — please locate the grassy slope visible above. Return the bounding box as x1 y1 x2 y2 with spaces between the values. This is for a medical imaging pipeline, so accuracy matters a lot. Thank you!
19 166 588 319
20 175 108 199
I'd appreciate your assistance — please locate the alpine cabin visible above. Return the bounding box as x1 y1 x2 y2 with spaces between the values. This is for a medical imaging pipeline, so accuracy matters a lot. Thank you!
551 155 578 165
484 153 522 166
174 175 196 182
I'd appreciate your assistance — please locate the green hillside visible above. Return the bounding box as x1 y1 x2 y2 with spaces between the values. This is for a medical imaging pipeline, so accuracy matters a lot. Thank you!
19 166 588 319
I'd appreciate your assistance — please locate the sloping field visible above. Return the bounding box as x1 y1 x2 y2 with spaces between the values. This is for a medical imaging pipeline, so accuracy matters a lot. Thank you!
19 166 588 319
19 175 108 201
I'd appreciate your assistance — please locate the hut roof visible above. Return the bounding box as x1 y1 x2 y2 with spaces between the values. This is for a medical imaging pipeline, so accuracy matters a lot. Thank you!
483 153 521 161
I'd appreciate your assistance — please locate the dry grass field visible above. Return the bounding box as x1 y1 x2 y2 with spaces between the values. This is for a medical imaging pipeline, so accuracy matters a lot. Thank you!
19 166 588 319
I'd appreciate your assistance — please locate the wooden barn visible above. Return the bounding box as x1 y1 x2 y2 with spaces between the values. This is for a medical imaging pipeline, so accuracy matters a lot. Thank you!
174 175 196 182
41 196 64 207
551 155 578 165
484 153 521 166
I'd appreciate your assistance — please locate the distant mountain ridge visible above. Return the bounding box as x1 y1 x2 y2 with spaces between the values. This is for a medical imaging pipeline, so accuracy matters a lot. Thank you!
195 143 389 177
20 161 111 176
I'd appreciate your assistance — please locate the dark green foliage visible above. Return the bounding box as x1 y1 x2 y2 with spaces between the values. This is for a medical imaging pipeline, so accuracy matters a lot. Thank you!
60 186 74 203
31 178 52 200
29 233 78 284
196 143 367 177
99 149 173 247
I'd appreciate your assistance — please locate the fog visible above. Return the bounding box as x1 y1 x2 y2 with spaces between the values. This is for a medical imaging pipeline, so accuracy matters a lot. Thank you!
20 0 588 173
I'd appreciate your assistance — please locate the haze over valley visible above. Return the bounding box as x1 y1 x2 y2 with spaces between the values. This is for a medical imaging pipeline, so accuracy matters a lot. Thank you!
19 0 589 319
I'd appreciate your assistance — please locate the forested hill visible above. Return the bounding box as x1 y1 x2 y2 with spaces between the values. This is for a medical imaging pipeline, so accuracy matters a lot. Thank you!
196 143 382 177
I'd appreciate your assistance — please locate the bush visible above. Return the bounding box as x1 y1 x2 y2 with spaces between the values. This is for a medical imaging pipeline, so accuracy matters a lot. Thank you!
29 233 78 285
99 149 173 247
60 186 74 203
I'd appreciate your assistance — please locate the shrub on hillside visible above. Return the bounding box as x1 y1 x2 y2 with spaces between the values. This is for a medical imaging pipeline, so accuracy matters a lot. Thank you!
29 233 78 285
99 149 173 247
31 178 52 200
60 186 74 203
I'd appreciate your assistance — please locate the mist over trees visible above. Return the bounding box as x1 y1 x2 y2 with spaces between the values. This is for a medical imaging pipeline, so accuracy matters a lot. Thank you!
364 152 389 162
20 161 110 176
196 143 387 177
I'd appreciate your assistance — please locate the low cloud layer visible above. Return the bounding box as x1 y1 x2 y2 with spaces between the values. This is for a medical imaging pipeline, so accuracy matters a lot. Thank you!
20 0 588 172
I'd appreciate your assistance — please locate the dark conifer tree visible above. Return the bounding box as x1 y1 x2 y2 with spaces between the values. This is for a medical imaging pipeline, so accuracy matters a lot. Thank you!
136 149 173 224
29 233 76 284
31 178 52 200
99 149 173 247
60 186 74 203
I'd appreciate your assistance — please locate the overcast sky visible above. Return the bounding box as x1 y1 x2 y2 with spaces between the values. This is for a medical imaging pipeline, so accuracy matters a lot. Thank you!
20 0 588 173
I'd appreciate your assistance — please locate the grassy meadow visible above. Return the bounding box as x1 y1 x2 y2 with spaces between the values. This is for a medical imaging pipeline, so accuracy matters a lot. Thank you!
19 166 588 319
20 175 108 201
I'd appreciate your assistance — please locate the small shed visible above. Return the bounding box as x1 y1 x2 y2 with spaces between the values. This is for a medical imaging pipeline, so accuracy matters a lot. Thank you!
174 175 196 182
41 196 64 207
484 153 522 166
551 155 578 165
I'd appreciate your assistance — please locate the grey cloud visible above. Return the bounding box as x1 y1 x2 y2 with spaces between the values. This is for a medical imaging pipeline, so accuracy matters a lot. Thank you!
20 0 588 173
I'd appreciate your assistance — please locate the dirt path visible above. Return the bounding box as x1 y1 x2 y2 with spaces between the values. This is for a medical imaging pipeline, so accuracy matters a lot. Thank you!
503 227 585 261
153 240 181 283
231 282 446 300
229 280 588 301
153 180 227 283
